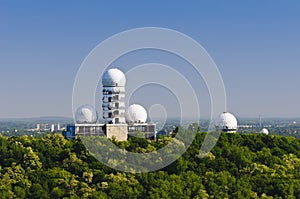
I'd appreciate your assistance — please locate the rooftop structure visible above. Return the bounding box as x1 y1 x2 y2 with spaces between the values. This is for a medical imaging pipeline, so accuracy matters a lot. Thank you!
75 104 98 124
125 104 147 124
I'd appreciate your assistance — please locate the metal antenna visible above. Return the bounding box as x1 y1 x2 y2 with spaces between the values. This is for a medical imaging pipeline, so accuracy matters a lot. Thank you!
259 115 262 129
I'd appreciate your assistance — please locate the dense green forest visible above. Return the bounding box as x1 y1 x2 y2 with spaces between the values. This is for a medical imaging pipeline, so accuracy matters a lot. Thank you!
1 129 300 198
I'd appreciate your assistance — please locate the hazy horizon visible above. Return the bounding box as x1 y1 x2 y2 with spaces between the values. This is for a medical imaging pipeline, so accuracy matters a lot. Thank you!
1 115 300 121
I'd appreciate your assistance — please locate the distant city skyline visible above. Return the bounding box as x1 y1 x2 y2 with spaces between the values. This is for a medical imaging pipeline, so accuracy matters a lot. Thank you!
1 1 300 118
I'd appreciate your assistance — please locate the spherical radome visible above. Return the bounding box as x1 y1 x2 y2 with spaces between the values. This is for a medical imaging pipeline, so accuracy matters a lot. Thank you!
215 112 238 132
126 104 147 123
260 128 269 135
75 104 98 124
102 68 126 87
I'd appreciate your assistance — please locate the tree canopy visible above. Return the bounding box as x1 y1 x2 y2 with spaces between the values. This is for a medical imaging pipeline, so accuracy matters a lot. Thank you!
1 131 300 198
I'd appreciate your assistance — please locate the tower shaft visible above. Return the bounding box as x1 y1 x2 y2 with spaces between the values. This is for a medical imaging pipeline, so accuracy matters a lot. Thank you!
102 86 126 124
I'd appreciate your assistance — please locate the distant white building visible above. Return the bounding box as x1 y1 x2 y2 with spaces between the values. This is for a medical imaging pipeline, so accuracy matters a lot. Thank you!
260 128 269 135
51 124 55 132
215 112 238 133
36 124 41 131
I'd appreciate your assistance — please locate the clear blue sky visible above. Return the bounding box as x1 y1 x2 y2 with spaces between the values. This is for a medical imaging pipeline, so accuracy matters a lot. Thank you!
1 1 300 118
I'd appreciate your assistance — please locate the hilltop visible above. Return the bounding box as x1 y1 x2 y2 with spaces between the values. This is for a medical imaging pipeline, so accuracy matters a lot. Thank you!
0 132 300 198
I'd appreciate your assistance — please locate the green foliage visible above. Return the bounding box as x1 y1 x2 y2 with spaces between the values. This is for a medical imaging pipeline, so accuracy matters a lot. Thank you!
1 131 300 198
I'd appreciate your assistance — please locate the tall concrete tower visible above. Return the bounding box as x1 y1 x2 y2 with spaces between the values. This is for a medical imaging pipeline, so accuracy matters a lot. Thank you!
102 68 126 124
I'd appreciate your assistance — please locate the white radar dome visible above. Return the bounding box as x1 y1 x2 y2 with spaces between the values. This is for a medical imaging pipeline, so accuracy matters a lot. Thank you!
215 112 238 132
102 68 126 87
260 128 269 135
126 104 147 124
75 104 98 124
